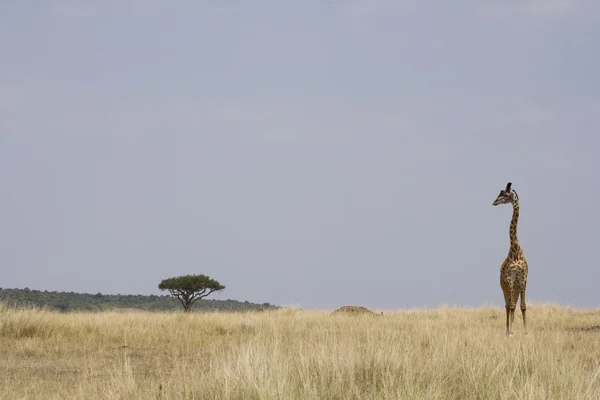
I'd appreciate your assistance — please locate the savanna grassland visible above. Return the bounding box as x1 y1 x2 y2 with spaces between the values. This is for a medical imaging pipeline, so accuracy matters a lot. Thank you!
1 303 599 399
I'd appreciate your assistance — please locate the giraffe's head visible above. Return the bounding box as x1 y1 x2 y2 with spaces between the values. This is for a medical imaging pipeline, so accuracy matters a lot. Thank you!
492 182 519 206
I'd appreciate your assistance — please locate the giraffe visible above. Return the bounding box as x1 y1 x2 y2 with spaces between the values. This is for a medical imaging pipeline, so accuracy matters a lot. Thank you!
493 182 528 337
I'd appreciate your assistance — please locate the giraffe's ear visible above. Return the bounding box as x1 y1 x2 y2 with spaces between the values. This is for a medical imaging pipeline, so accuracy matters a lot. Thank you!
505 182 512 191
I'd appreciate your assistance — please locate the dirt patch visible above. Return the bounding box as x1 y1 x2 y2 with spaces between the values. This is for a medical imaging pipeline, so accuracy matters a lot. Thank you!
331 306 382 316
567 325 600 333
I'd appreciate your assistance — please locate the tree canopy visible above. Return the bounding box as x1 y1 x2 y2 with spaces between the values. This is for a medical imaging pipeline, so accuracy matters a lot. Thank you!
158 274 225 312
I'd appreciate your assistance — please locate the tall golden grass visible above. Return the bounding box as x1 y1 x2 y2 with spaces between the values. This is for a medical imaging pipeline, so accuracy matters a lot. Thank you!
1 303 599 399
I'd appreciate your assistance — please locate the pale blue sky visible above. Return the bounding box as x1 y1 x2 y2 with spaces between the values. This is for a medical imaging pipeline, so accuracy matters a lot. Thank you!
1 1 599 309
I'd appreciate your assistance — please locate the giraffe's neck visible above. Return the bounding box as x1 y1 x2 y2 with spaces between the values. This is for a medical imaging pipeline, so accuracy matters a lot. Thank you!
508 201 522 258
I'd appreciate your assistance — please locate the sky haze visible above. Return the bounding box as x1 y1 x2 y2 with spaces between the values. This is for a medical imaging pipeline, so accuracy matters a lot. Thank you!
1 1 599 309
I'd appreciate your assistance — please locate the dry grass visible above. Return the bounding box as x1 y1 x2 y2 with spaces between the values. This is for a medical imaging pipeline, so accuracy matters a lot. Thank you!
1 303 600 399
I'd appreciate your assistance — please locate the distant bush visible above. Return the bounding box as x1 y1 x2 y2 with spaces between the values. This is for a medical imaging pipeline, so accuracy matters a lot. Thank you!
0 288 277 312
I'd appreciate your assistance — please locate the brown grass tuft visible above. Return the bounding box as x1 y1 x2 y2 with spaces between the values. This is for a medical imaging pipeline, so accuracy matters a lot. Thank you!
331 305 380 316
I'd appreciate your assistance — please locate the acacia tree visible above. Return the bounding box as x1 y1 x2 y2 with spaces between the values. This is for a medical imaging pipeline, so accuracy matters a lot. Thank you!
158 274 225 312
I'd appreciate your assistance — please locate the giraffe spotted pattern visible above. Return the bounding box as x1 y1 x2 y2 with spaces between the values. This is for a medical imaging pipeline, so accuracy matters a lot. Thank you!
493 182 529 337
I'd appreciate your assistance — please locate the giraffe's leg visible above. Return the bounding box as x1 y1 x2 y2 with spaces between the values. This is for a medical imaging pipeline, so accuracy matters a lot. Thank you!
508 287 520 337
505 305 511 336
507 301 515 337
502 289 510 336
509 308 515 337
520 286 527 335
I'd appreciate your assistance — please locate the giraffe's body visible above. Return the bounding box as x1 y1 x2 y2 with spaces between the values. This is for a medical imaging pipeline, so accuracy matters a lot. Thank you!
493 183 528 337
